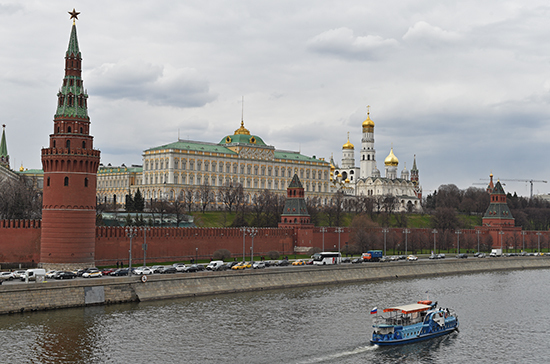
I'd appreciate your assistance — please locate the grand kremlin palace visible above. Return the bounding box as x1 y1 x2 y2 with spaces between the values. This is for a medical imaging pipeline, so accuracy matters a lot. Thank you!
96 120 333 207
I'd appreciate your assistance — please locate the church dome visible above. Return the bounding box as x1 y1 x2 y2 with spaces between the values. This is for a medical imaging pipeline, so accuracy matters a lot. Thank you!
362 107 375 131
384 147 399 167
234 120 250 135
342 133 354 150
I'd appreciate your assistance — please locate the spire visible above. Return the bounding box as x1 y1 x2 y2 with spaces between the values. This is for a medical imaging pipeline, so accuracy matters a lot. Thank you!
0 124 8 168
411 154 418 172
66 23 81 57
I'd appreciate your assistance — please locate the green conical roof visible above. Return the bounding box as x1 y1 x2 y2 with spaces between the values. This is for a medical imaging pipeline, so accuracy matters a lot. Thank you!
66 24 81 57
0 125 7 159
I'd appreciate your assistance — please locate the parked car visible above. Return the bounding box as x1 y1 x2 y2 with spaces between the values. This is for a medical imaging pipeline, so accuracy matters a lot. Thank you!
407 255 418 261
215 264 229 271
456 253 468 259
174 264 187 272
437 254 446 259
12 270 26 279
0 272 15 281
292 259 306 266
151 265 165 273
45 270 58 279
134 267 154 275
277 259 290 266
161 266 177 274
83 270 102 278
54 271 77 279
184 265 201 273
253 261 266 269
429 254 438 259
477 253 486 258
110 268 130 276
206 261 225 271
341 257 351 263
226 261 240 269
101 268 116 276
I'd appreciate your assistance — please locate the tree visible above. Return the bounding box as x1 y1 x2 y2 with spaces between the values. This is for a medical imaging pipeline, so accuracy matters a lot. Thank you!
183 188 195 213
213 249 232 260
349 214 378 253
196 182 213 213
432 207 459 231
133 189 145 212
220 182 240 213
0 176 42 219
324 191 345 226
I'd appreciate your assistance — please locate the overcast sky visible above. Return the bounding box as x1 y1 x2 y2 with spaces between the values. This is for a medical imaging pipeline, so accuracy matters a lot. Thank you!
1 1 549 197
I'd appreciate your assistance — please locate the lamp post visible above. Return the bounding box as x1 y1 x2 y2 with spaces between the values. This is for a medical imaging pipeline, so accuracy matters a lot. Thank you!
241 227 247 262
140 226 150 267
403 229 410 255
455 229 462 255
499 230 504 254
536 232 541 254
247 228 258 263
475 230 481 254
125 227 137 276
382 228 389 256
335 227 344 256
320 227 327 252
195 247 198 263
521 231 526 253
432 229 437 254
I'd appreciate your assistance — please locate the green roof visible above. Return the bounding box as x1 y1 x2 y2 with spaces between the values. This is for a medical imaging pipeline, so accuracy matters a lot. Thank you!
145 140 237 155
274 150 327 163
66 24 81 57
219 134 267 146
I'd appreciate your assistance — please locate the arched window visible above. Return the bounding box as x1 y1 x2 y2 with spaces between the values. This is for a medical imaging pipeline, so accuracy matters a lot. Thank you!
68 126 72 133
84 178 89 187
82 141 86 148
66 140 70 149
64 176 69 186
53 140 56 148
80 127 83 133
47 177 50 187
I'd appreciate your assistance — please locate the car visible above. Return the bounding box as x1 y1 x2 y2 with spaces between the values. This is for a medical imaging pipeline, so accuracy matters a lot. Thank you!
174 264 187 272
12 270 26 279
277 259 291 266
226 261 240 269
77 268 99 277
398 255 407 260
292 259 306 266
134 267 154 275
407 255 418 261
151 265 165 273
379 256 390 262
110 268 130 276
351 258 363 264
82 270 102 278
232 262 250 270
437 254 446 259
0 272 15 281
253 261 266 269
215 264 229 271
429 254 438 259
160 266 177 274
184 265 201 273
477 253 486 258
54 271 77 279
101 268 116 276
341 257 351 263
45 270 58 279
456 253 468 259
206 261 225 271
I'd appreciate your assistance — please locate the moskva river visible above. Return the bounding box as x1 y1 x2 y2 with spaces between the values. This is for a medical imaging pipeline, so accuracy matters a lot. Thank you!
1 268 548 363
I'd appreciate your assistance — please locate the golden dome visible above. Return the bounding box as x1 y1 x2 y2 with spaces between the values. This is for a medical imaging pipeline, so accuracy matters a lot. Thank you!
362 105 375 130
342 132 354 150
19 163 24 172
337 173 342 178
234 120 250 135
384 147 399 167
345 178 350 183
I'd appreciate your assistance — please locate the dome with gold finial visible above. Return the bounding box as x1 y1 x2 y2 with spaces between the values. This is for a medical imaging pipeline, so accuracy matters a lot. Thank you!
342 132 354 150
234 120 250 135
219 120 267 145
362 105 375 132
384 147 399 167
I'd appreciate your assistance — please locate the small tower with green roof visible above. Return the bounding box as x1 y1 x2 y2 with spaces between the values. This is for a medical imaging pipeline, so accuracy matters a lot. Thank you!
0 124 9 169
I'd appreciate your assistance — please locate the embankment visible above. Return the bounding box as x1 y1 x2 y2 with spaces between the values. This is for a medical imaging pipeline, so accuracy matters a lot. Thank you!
1 257 549 315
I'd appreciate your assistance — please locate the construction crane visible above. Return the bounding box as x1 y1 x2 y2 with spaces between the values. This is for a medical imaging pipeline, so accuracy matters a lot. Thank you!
500 179 547 199
478 178 547 199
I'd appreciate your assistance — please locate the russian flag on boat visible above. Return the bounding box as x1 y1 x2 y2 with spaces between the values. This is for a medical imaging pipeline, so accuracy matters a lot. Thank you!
370 307 377 314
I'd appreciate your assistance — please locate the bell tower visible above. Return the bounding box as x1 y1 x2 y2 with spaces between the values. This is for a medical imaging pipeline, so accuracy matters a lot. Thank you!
40 10 101 268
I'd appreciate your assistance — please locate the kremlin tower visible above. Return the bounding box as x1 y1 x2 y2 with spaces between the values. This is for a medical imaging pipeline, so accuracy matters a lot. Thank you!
40 10 101 268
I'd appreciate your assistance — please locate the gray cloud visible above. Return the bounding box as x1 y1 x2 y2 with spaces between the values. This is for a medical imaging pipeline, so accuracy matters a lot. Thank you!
86 60 217 108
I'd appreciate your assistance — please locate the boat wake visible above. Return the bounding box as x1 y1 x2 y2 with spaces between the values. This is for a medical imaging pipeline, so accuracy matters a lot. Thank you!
295 345 377 364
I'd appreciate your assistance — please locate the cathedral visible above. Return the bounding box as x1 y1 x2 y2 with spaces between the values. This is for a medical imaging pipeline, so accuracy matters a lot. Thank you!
331 107 422 212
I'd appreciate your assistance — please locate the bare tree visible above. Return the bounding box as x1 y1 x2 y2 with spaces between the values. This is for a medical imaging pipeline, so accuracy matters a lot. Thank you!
183 187 195 213
324 191 345 226
196 182 213 213
220 182 240 213
0 176 42 219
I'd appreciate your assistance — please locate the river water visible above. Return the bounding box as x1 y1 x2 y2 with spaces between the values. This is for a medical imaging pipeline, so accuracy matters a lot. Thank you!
1 268 548 363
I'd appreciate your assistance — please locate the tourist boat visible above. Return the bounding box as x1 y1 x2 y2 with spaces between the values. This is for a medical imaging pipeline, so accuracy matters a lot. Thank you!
370 300 459 345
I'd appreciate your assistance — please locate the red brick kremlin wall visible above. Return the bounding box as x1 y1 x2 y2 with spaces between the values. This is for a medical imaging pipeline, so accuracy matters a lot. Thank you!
1 221 549 266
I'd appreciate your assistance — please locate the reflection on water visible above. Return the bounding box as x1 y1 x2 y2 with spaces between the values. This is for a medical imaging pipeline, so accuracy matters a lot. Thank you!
1 270 549 363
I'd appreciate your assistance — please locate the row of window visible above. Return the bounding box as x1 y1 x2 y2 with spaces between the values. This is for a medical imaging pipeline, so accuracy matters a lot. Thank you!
144 158 328 180
46 176 89 187
52 140 87 149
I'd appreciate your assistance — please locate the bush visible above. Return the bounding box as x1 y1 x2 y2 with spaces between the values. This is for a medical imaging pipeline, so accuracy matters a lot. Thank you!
308 247 322 255
267 250 280 260
213 249 232 261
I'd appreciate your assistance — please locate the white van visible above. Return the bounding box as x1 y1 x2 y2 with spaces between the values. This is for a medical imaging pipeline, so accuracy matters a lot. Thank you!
20 268 46 282
206 261 224 271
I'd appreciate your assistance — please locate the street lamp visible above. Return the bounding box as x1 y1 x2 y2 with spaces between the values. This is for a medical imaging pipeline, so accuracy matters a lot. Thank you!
521 231 526 253
403 229 410 255
432 229 437 254
125 227 137 276
499 230 504 254
140 226 150 267
335 227 344 256
241 227 247 262
195 247 198 263
247 228 258 263
320 227 327 252
536 232 542 254
475 230 481 254
382 228 389 256
455 229 462 255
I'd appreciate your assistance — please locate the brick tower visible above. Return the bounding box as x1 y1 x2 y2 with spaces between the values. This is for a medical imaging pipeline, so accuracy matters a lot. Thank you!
40 11 101 268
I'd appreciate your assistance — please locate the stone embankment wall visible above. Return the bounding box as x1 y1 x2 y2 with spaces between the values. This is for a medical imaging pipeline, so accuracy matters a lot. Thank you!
1 257 549 315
